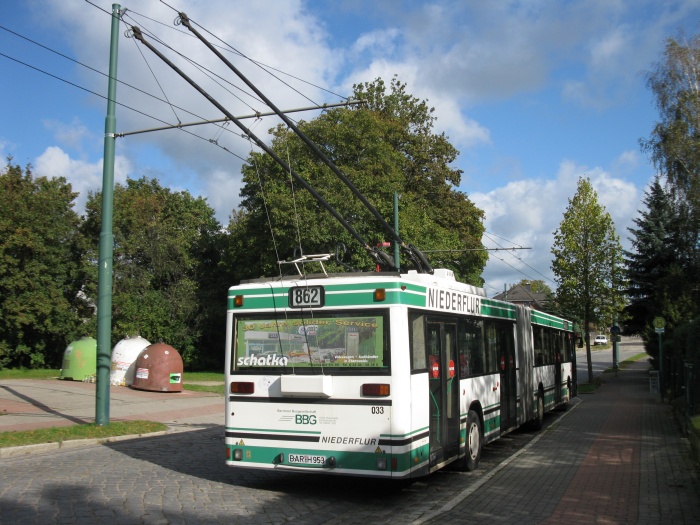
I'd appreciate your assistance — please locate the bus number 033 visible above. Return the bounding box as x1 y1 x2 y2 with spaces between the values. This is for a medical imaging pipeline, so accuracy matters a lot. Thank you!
371 406 384 414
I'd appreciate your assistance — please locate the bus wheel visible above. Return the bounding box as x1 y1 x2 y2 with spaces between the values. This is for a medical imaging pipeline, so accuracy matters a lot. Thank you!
461 410 482 471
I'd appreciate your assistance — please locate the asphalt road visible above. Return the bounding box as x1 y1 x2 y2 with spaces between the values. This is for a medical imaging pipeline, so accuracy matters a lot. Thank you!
576 335 645 382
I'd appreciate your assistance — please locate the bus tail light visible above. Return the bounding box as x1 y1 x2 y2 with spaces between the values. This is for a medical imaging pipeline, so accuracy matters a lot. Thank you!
361 383 390 396
234 295 244 307
374 288 386 301
231 382 255 394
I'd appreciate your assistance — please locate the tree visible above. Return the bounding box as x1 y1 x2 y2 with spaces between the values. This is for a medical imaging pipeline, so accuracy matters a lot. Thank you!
642 35 700 221
641 34 700 314
516 279 552 294
624 178 697 365
0 160 90 368
551 177 625 384
223 77 487 284
638 34 700 389
82 177 224 369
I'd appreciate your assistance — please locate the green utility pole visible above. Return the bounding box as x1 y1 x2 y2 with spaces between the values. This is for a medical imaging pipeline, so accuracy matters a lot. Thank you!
394 192 400 272
653 316 666 400
96 4 121 425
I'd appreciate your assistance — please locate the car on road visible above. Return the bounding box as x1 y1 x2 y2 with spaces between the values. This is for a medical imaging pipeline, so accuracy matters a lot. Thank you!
594 334 608 345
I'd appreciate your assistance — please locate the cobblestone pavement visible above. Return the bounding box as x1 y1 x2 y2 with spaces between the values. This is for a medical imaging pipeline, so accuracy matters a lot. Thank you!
0 414 549 524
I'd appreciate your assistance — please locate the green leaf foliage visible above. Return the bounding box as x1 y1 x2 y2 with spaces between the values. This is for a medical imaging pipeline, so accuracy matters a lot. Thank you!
623 178 696 359
223 77 486 284
0 160 89 369
551 177 624 383
642 34 700 231
81 177 224 369
637 34 700 369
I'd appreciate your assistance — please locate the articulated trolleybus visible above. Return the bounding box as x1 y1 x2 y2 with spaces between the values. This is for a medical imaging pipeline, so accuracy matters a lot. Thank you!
225 266 575 479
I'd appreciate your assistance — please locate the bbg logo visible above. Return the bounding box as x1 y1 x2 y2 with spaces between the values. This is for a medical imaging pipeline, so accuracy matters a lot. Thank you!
295 415 317 425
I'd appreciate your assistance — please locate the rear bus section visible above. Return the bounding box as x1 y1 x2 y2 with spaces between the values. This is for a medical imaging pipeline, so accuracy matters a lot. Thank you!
225 278 410 478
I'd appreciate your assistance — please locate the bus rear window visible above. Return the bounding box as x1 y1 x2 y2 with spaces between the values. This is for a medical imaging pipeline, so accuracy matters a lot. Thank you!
233 313 388 374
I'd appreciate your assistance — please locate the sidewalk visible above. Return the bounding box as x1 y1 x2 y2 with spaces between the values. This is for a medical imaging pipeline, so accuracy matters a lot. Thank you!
0 378 223 438
421 360 700 524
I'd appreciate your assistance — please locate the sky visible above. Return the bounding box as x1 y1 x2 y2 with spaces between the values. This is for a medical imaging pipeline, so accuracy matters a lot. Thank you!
1 0 699 297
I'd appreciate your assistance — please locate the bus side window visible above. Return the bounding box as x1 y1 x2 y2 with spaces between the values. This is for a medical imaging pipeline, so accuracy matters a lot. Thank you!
409 313 427 372
533 327 543 367
545 331 554 365
484 321 498 374
564 333 573 362
460 318 484 376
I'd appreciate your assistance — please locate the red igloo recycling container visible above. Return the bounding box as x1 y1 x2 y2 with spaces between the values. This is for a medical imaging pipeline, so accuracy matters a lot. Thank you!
130 343 183 392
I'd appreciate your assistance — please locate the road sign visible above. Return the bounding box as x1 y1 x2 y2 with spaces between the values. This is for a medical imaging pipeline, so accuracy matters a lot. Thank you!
653 317 666 330
610 325 621 335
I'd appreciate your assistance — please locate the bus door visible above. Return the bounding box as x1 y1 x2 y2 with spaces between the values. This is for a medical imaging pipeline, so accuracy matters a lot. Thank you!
554 334 563 404
493 322 517 432
427 321 460 468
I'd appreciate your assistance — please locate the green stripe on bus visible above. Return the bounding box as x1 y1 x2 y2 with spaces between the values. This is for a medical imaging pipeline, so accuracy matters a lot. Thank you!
228 281 428 309
480 299 516 319
531 310 571 330
226 443 429 474
227 427 321 435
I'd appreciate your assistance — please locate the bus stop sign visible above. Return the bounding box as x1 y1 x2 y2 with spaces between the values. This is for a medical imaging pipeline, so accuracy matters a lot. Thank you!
653 317 665 334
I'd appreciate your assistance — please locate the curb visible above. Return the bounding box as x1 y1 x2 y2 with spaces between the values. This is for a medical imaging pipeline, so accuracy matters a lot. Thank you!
0 430 170 459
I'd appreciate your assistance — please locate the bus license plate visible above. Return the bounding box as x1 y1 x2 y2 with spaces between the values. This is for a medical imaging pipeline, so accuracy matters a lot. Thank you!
288 286 325 308
288 454 326 466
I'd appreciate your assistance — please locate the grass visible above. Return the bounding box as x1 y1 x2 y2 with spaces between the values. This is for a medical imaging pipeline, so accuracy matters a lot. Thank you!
0 368 225 393
0 369 224 381
183 383 225 395
578 377 604 394
578 352 649 394
185 371 224 382
692 415 700 433
0 368 61 379
0 420 168 449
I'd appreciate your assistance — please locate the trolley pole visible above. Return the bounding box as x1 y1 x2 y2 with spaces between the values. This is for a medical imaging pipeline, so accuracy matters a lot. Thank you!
96 4 121 425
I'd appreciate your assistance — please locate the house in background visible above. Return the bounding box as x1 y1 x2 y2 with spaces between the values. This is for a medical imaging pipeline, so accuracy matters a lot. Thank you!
493 282 549 311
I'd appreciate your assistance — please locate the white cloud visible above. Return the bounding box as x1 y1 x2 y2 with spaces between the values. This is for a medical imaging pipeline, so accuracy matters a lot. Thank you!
612 149 640 173
590 25 629 68
43 118 93 152
352 28 401 56
33 146 130 216
204 168 246 224
472 160 639 294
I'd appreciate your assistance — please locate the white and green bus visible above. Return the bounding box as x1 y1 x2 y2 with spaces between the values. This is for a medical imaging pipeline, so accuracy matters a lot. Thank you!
225 267 575 479
130 20 577 478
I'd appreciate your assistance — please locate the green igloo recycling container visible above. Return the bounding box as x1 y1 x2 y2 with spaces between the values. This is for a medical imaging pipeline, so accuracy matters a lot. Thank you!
60 336 97 381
